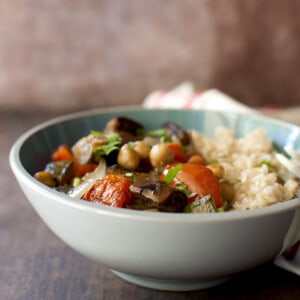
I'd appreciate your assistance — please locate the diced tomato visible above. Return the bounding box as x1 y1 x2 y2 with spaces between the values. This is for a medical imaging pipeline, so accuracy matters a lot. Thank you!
162 163 223 208
82 174 132 207
167 143 186 162
74 163 98 178
51 145 74 161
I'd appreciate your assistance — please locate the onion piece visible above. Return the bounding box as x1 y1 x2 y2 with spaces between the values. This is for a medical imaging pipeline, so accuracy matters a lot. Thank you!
68 159 107 198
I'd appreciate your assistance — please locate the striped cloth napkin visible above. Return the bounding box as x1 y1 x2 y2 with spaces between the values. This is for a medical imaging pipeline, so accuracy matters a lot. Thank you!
143 82 255 113
143 82 300 276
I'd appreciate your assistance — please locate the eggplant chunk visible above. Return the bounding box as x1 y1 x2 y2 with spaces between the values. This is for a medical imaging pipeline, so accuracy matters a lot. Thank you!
162 121 190 145
34 171 56 187
104 117 144 142
129 177 188 212
44 161 74 185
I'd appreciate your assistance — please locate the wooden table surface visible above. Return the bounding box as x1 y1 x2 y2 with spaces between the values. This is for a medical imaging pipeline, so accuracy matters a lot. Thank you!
1 109 300 300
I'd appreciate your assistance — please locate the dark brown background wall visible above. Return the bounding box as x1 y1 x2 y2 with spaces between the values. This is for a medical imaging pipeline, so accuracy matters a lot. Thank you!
1 0 300 112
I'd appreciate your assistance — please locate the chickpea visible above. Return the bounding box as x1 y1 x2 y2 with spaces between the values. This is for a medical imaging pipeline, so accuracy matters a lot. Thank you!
206 163 224 179
132 141 150 159
143 136 160 146
34 171 56 187
149 143 174 168
117 144 140 170
187 154 206 165
221 181 235 203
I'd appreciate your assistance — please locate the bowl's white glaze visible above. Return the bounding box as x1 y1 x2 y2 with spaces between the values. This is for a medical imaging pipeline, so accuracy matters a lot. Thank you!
10 107 300 291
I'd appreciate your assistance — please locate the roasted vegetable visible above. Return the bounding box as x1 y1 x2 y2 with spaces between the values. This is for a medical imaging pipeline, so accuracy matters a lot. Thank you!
184 195 218 213
51 145 74 161
44 161 74 185
167 143 186 162
129 177 188 212
103 117 144 143
34 171 56 187
82 173 132 207
72 134 106 165
68 160 107 199
162 121 190 145
34 117 226 213
162 163 223 209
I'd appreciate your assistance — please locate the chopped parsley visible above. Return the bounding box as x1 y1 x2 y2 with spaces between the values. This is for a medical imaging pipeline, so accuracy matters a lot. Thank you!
173 181 197 198
232 178 241 184
124 172 138 182
259 160 272 167
147 129 171 143
91 130 103 137
164 164 182 184
93 133 121 161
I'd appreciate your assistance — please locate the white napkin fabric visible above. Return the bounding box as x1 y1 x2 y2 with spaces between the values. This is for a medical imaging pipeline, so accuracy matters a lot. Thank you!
143 82 255 114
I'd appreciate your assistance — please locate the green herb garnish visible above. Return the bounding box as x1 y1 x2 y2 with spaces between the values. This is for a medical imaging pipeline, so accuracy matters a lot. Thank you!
72 177 81 187
163 164 197 198
173 181 197 198
259 160 272 167
91 130 103 137
124 172 138 182
164 164 182 184
147 129 171 143
232 178 241 184
93 133 121 161
147 129 167 137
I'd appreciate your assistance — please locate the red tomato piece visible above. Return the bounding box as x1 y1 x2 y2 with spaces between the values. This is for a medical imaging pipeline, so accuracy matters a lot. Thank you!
167 143 186 162
163 163 223 208
82 174 132 207
74 163 98 178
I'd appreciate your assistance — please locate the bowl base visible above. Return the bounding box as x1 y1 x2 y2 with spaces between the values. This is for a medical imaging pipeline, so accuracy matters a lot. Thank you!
111 270 230 291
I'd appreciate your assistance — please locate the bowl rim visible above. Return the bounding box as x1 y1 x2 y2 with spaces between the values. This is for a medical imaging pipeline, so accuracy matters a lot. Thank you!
9 106 300 223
